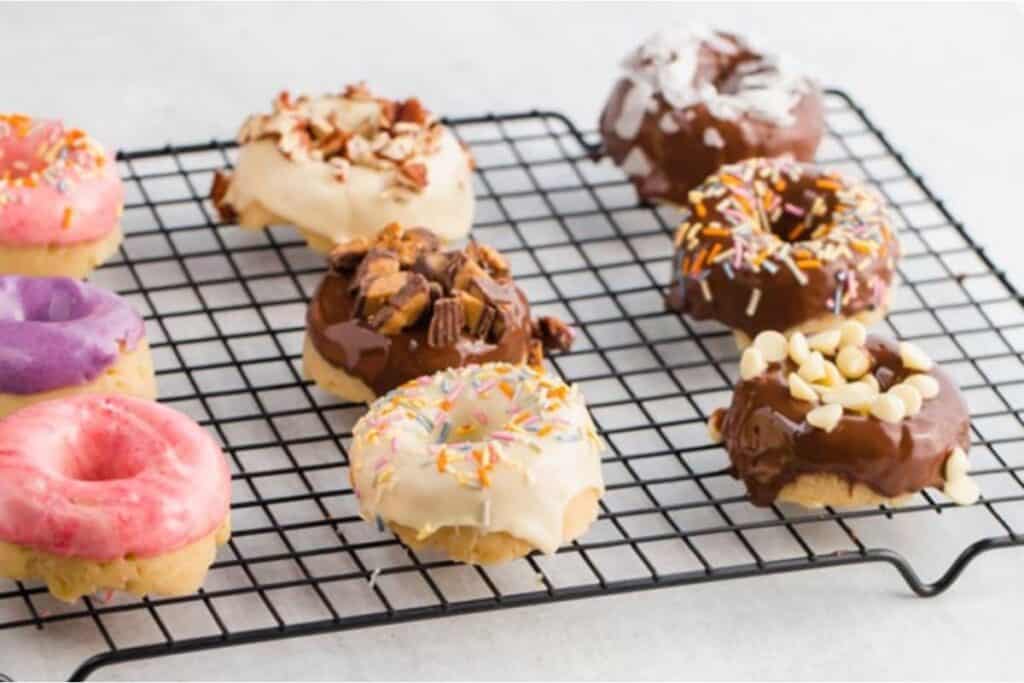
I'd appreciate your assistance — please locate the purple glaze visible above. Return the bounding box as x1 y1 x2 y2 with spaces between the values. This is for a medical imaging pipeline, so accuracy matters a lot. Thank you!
0 276 145 395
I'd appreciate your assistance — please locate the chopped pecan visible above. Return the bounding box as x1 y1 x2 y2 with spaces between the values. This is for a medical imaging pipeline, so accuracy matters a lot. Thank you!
427 297 465 348
210 171 236 222
377 98 398 128
351 247 400 292
397 161 428 190
368 273 431 335
316 129 351 157
397 98 428 125
274 90 294 111
344 82 373 100
467 241 510 278
535 316 575 352
328 237 370 272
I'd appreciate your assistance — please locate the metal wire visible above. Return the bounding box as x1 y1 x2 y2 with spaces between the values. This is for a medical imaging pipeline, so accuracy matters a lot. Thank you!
0 90 1021 681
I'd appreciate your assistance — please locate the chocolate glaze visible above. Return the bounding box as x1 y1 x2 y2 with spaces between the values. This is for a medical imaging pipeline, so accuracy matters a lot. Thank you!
308 269 534 396
665 159 899 337
599 32 825 205
716 335 970 505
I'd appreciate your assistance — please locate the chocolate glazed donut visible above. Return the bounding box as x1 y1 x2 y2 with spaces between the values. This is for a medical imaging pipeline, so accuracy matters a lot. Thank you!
713 334 972 507
599 26 825 205
665 157 898 344
306 223 574 397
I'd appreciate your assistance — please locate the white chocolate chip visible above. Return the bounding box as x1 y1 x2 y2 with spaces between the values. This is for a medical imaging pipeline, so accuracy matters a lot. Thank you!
788 331 811 366
905 373 940 399
788 372 819 403
822 382 876 411
839 320 867 348
798 351 826 383
889 384 923 416
836 345 871 379
943 447 980 505
861 373 879 393
740 347 767 381
753 330 788 363
806 403 843 432
870 393 906 424
899 341 934 372
808 329 842 356
822 360 847 388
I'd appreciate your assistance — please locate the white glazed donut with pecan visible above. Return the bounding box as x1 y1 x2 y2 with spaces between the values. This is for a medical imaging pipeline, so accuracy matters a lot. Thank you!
212 84 475 253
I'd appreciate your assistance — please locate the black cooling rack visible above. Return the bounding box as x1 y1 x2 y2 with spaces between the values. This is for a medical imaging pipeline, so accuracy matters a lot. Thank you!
2 90 1024 680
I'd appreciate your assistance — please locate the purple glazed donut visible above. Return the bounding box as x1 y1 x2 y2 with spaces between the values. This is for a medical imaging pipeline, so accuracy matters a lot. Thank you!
0 276 157 416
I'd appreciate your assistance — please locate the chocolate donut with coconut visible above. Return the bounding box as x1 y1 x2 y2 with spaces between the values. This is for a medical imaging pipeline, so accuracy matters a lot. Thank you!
599 25 824 204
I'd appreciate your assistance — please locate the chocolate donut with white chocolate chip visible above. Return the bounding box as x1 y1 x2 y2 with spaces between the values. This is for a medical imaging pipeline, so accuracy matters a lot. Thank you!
303 223 575 403
599 25 824 205
709 322 978 508
666 157 899 348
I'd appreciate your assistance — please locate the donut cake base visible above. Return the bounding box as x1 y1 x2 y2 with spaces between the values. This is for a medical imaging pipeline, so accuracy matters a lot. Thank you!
0 519 230 604
302 335 379 403
732 296 889 350
0 340 157 419
389 489 601 565
0 226 123 279
777 474 912 509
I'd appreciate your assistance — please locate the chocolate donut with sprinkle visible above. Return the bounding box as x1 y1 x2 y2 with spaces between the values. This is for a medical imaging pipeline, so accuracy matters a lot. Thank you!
666 157 899 347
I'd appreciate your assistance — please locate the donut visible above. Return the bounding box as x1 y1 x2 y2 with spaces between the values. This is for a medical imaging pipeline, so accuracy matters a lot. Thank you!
708 323 979 508
0 395 232 602
304 223 575 403
0 276 156 418
665 157 899 347
351 363 605 564
211 84 475 253
0 114 124 278
599 25 824 205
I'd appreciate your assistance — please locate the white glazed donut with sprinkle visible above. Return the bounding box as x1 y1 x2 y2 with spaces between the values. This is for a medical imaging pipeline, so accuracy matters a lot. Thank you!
350 363 606 564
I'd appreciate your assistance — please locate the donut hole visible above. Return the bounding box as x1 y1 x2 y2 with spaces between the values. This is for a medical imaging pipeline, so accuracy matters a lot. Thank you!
60 416 157 482
762 180 837 244
441 397 516 446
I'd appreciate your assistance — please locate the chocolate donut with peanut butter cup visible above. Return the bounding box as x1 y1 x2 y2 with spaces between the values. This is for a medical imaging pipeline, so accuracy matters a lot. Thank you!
708 323 979 509
666 156 899 348
599 25 824 205
304 223 575 403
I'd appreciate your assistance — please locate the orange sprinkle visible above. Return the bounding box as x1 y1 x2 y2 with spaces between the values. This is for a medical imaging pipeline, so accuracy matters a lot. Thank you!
720 173 743 187
494 365 512 375
548 385 569 401
514 411 532 425
751 249 770 267
537 425 554 437
707 242 723 264
815 178 841 191
694 202 707 218
788 223 809 241
796 259 822 269
774 179 787 192
701 227 731 238
680 255 690 275
439 399 453 412
478 467 492 488
472 449 484 465
850 239 876 254
436 449 449 472
792 248 812 260
499 381 515 399
733 193 752 215
62 207 74 230
689 249 707 274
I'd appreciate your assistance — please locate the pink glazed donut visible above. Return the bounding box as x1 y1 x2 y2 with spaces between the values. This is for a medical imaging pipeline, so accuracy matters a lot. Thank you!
0 114 124 278
0 394 232 602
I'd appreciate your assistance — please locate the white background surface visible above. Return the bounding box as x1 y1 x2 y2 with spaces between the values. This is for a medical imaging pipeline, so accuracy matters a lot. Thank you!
2 2 1024 680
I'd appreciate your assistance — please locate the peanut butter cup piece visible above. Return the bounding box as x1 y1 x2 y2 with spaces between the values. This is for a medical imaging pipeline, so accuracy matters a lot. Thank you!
427 297 465 348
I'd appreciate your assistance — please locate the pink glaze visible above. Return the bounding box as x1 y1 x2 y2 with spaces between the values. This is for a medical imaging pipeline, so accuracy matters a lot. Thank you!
0 395 231 561
0 115 124 247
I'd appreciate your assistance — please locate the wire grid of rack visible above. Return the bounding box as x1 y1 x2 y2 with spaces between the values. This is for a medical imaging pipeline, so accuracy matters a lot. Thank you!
1 90 1023 680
